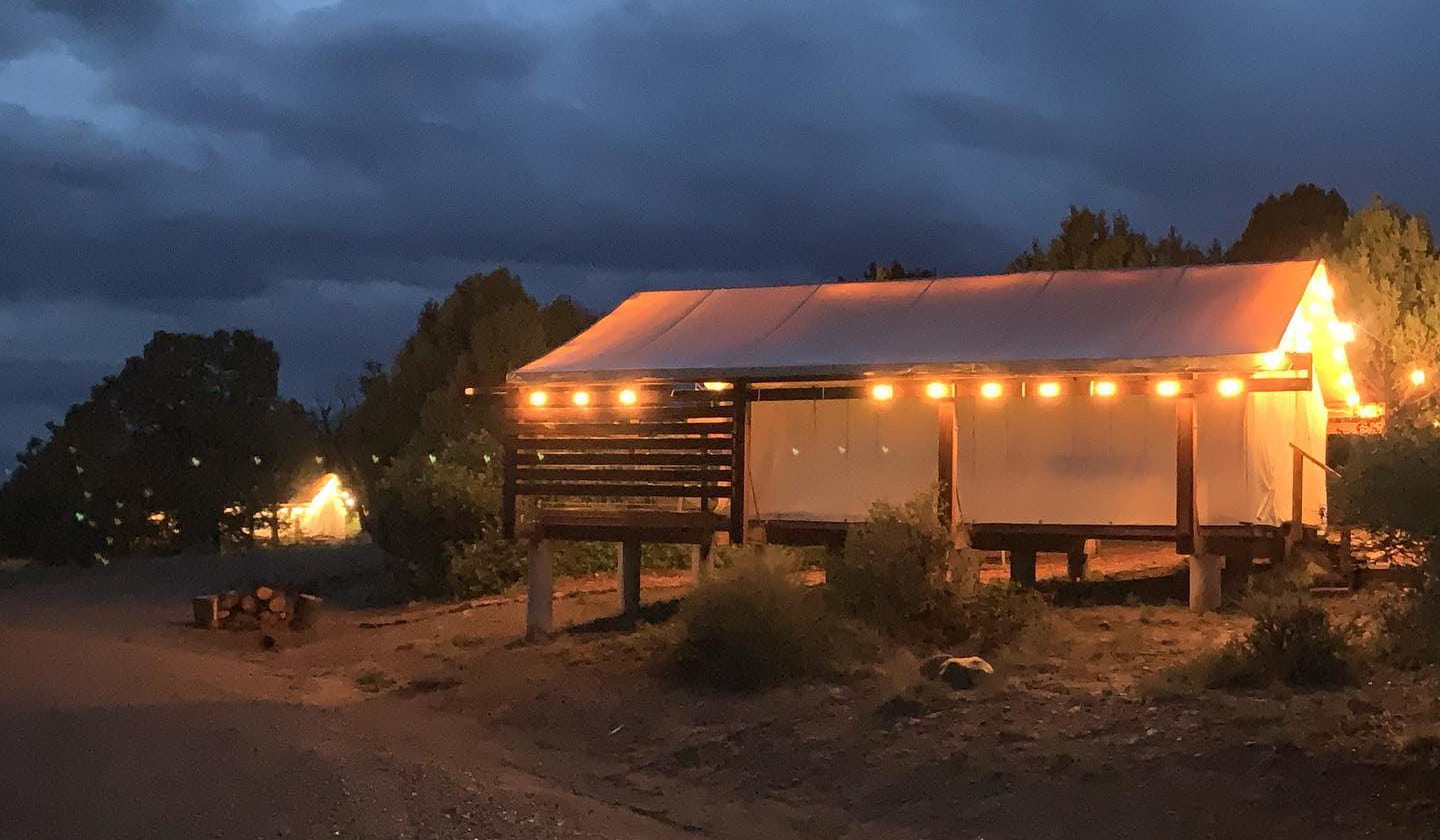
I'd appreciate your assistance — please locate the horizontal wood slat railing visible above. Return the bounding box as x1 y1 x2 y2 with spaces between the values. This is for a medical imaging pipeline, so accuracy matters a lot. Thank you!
501 390 738 537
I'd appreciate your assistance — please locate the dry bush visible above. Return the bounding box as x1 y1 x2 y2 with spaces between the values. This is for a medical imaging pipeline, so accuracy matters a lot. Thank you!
1374 569 1440 668
1172 594 1356 691
826 495 1043 650
667 550 861 691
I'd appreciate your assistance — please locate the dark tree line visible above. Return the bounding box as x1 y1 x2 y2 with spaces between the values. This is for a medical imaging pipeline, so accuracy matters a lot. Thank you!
0 331 317 562
5 182 1436 570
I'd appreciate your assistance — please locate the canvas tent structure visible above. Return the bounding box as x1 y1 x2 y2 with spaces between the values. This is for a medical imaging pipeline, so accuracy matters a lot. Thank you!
499 258 1369 636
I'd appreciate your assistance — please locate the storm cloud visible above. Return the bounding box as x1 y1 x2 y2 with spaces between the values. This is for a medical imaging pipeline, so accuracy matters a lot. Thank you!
3 0 1440 458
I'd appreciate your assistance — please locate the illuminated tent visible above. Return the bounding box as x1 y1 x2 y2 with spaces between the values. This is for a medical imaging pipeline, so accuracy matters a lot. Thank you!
501 259 1365 626
277 473 357 541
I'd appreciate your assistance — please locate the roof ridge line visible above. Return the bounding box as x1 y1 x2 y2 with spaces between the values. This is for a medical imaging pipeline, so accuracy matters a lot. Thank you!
742 283 825 359
609 288 717 369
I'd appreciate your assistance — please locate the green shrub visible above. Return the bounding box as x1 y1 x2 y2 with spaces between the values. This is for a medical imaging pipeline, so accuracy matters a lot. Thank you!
365 432 514 599
1375 547 1440 668
961 582 1048 651
668 552 843 691
825 495 1041 649
1196 594 1355 689
827 495 953 641
444 535 527 598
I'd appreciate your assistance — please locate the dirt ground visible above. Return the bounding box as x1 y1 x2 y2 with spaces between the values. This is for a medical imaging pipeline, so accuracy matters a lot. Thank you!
4 543 1440 839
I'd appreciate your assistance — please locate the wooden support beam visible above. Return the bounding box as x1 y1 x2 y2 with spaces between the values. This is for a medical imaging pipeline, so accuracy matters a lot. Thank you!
1189 554 1223 612
1222 549 1254 601
525 538 553 640
618 537 642 619
937 397 956 537
729 381 750 545
1066 547 1087 581
1009 548 1037 587
692 540 714 584
1288 444 1305 553
1175 395 1203 556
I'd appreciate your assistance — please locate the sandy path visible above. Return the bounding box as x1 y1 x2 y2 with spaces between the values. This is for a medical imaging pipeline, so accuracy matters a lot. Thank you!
0 559 688 840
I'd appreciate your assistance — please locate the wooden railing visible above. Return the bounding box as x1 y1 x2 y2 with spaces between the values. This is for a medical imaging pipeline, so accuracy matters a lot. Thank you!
1288 442 1339 550
501 388 741 538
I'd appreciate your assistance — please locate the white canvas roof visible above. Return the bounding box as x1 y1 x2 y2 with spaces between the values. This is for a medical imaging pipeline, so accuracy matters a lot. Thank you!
511 259 1323 383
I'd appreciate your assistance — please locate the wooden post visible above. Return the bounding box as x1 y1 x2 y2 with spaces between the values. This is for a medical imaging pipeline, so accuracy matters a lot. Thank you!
937 396 957 540
729 383 750 545
1065 546 1087 581
1009 547 1037 587
619 536 642 618
1175 395 1203 556
692 540 714 584
1189 554 1224 612
1287 444 1305 554
525 537 553 639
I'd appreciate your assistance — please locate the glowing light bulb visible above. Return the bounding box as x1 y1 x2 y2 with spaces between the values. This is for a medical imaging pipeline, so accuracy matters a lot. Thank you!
528 390 548 407
1411 368 1427 387
1331 346 1346 363
925 381 950 399
1034 381 1061 399
1330 322 1356 343
618 388 638 406
1155 380 1181 398
1092 380 1118 397
702 381 732 391
871 383 894 401
1358 404 1383 419
1339 372 1354 388
571 390 591 406
1260 350 1287 370
979 381 1003 400
1217 378 1244 398
1346 392 1360 407
463 386 476 396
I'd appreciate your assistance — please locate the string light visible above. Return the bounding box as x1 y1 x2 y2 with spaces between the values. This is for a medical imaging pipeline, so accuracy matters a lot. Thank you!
1260 350 1287 370
1035 381 1061 399
1155 380 1182 397
1091 380 1118 397
702 381 733 391
870 383 894 401
1331 347 1346 363
1346 392 1361 407
463 386 477 396
924 381 950 399
1217 378 1245 398
979 381 1003 400
571 390 591 406
528 390 548 407
1358 404 1383 419
1330 322 1356 343
1339 372 1354 388
618 388 638 406
1411 368 1427 387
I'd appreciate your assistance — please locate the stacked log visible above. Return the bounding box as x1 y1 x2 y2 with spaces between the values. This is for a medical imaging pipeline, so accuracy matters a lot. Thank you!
193 585 324 632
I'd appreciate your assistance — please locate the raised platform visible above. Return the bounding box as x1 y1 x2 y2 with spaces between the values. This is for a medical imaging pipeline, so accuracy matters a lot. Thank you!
754 518 1293 559
530 507 726 544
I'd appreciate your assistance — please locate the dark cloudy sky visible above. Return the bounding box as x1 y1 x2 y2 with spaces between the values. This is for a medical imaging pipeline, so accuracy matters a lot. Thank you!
4 0 1440 464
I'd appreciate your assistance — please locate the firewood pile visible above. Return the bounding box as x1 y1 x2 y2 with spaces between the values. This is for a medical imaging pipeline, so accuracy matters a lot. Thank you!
192 585 323 632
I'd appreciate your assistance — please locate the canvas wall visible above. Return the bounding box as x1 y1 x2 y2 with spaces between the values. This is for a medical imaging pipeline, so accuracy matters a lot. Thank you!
748 388 1328 528
748 399 938 522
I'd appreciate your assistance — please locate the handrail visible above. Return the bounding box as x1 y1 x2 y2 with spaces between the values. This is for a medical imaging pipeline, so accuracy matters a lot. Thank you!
1289 442 1340 477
